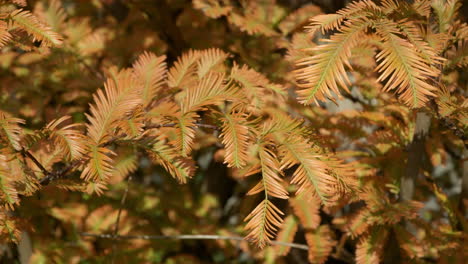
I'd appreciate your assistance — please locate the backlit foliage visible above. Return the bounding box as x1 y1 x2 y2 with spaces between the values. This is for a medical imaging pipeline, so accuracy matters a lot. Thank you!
0 0 466 263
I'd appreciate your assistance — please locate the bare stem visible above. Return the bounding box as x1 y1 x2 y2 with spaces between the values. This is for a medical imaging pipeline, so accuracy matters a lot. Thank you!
111 175 132 264
80 232 309 251
21 149 49 176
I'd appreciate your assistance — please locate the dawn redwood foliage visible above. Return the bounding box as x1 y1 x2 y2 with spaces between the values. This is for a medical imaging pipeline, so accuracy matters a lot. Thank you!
0 0 466 263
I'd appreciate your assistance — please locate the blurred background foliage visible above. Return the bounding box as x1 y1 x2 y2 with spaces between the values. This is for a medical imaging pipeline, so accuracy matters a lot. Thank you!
0 0 467 263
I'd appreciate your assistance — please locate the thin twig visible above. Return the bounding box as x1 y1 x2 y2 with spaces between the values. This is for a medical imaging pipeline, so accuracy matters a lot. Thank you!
145 122 219 130
111 175 132 264
21 149 49 176
80 232 309 251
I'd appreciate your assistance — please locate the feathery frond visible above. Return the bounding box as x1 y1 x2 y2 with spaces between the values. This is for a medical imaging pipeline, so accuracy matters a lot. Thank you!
230 63 285 110
132 52 167 106
0 212 21 243
356 227 388 264
0 155 19 210
112 152 138 180
168 50 200 89
173 112 198 157
306 225 336 264
219 110 250 168
397 21 444 66
290 193 321 229
85 180 108 196
46 116 86 160
8 9 62 46
0 112 24 151
34 0 67 32
274 215 298 256
86 71 142 144
180 72 234 113
80 145 115 182
244 199 284 248
279 4 321 35
149 135 194 183
307 0 378 35
247 144 288 199
279 135 344 205
197 48 229 78
296 18 370 105
375 20 439 107
0 21 12 47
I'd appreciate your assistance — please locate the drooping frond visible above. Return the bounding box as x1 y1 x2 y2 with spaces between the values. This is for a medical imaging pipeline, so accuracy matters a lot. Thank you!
0 112 24 151
86 70 142 144
305 225 336 264
193 0 232 18
167 49 200 89
0 21 12 47
397 21 444 66
0 155 19 210
247 144 288 199
219 110 250 168
80 145 115 182
375 20 439 108
197 48 229 78
244 199 284 248
290 193 321 229
173 112 198 157
180 72 235 113
46 116 86 160
295 18 371 105
132 52 167 106
355 227 388 264
8 9 63 46
279 135 345 205
149 135 194 183
274 215 298 256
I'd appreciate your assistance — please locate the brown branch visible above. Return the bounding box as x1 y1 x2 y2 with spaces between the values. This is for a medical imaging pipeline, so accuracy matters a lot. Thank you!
80 232 309 251
400 111 431 202
21 149 49 176
32 122 218 186
458 148 468 231
144 122 219 130
111 175 132 264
